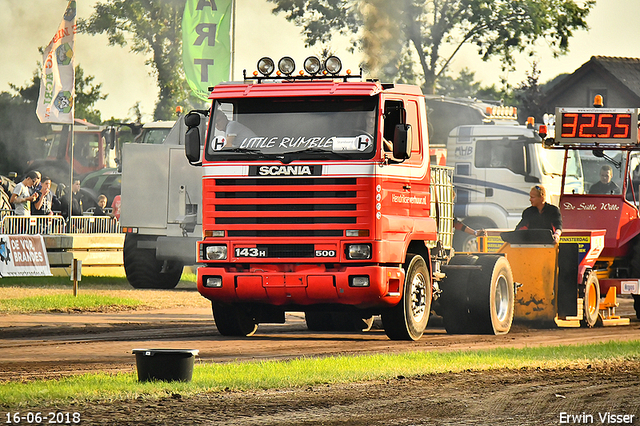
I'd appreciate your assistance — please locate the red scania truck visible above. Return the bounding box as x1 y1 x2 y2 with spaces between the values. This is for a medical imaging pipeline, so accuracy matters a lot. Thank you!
184 56 516 340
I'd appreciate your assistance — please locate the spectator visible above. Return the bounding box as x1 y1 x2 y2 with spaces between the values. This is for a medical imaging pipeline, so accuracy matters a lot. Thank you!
10 171 39 216
589 165 620 194
61 178 85 219
93 194 113 217
32 176 61 216
111 194 121 220
516 184 562 243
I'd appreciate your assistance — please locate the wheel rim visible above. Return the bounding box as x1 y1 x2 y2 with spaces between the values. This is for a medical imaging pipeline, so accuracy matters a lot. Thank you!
410 272 427 322
494 274 510 323
586 281 598 317
462 237 478 252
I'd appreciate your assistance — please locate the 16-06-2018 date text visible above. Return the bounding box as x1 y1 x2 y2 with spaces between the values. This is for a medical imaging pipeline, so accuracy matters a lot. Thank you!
5 412 81 424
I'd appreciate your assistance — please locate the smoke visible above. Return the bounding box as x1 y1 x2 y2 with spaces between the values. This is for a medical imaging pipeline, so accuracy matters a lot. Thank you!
359 0 403 80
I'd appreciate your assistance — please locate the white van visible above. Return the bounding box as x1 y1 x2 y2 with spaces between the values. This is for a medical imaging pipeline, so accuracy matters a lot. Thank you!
447 123 583 251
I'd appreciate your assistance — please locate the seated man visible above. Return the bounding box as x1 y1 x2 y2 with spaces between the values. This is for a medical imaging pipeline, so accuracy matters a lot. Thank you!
589 165 620 194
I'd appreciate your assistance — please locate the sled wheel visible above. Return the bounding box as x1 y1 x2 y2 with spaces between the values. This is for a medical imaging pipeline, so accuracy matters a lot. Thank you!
580 271 600 328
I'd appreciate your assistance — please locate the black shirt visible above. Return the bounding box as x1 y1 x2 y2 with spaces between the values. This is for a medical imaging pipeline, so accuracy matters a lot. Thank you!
516 203 562 232
589 180 620 194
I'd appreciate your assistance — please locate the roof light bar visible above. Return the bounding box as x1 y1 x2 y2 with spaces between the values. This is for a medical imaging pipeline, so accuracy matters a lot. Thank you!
278 56 296 76
303 56 322 75
257 57 275 76
324 56 342 75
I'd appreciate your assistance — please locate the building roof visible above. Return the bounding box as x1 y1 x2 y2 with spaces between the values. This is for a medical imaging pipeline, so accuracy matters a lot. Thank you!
543 56 640 107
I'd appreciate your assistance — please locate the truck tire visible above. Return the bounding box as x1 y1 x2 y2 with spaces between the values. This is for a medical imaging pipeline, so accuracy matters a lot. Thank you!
580 271 600 327
305 311 333 331
123 234 183 289
212 301 258 337
440 255 477 334
469 255 514 334
382 254 431 341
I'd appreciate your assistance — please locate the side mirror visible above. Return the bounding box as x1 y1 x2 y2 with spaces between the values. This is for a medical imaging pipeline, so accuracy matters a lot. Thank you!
185 127 201 164
185 112 201 128
393 124 412 160
106 128 117 150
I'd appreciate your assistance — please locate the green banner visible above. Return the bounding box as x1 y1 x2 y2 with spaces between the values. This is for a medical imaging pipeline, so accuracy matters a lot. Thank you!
182 0 232 101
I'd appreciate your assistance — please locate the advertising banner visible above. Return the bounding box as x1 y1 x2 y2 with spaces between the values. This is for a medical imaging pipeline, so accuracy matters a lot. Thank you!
36 0 76 124
182 0 232 101
0 235 52 277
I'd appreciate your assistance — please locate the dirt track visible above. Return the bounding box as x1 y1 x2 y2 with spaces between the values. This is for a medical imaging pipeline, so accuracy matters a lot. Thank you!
1 290 639 424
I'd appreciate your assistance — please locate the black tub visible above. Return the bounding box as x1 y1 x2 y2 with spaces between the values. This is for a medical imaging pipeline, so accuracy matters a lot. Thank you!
132 349 199 382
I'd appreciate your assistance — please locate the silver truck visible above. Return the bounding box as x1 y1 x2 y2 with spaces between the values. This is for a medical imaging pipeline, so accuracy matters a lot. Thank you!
119 113 207 288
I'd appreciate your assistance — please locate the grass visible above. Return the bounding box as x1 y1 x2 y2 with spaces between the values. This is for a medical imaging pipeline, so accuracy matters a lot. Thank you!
0 272 206 313
0 294 145 314
1 340 639 407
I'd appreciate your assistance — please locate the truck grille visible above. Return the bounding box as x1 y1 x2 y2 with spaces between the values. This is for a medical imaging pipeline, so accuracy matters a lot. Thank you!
205 177 368 239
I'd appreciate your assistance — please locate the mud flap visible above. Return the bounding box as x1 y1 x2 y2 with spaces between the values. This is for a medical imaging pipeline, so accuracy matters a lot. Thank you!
557 243 578 317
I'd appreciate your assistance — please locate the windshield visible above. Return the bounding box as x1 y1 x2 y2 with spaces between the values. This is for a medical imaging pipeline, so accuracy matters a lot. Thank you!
538 146 581 178
139 128 171 145
578 150 629 196
205 97 378 162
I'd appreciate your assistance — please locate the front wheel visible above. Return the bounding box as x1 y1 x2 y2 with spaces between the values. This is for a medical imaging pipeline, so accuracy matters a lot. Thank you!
382 254 431 340
212 301 258 337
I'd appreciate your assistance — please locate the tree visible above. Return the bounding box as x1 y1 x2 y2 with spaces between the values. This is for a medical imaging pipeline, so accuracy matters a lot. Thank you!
268 0 595 94
78 0 192 120
513 62 546 122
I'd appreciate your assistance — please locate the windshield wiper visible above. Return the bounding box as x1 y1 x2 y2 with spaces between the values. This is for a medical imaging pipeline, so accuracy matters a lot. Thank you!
223 148 270 159
277 148 351 164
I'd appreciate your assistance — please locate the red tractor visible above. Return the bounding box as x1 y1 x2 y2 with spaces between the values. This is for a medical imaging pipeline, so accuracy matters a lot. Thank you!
541 99 640 320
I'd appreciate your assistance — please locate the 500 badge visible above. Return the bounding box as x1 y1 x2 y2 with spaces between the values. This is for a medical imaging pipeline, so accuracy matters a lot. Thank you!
315 250 336 257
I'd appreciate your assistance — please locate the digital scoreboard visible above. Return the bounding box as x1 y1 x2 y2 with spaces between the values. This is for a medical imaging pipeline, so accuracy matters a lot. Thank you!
555 107 639 145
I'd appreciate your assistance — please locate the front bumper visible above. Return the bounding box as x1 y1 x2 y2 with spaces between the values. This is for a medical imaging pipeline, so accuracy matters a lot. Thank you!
197 264 405 308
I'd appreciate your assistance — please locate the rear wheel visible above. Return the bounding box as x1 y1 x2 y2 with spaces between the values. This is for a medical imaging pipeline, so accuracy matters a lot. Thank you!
440 255 476 334
469 256 514 334
212 301 258 337
124 234 183 289
382 254 431 340
580 271 600 327
441 255 514 335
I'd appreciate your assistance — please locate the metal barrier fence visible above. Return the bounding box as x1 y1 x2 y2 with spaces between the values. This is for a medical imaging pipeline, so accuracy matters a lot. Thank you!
0 215 121 235
68 216 121 234
1 215 67 234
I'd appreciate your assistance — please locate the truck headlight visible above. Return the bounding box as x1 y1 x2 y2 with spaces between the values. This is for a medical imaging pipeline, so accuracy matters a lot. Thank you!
346 244 371 260
205 245 227 260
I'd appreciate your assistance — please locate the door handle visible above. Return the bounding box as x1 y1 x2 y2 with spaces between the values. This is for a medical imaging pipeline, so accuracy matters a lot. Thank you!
403 184 411 191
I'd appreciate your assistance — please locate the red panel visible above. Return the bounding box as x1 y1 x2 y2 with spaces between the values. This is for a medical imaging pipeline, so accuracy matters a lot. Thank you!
306 275 337 300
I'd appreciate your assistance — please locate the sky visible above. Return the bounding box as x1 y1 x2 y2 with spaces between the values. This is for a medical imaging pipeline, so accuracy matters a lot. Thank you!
1 0 640 122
